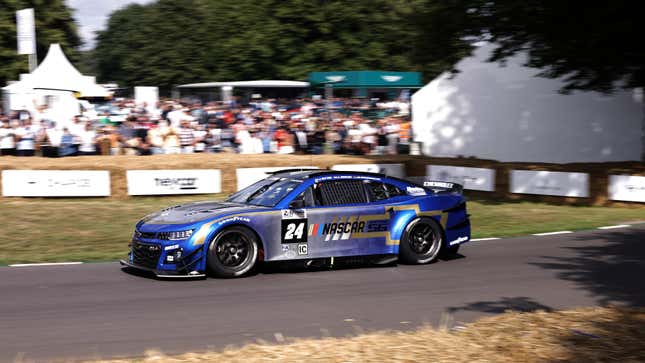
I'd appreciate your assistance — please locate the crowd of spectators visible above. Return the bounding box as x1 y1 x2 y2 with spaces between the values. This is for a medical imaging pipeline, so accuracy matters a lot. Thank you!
0 97 412 157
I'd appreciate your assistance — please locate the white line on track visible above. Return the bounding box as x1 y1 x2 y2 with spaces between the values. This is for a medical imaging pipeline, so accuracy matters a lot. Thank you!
597 224 631 230
470 237 500 242
532 231 573 236
9 262 83 267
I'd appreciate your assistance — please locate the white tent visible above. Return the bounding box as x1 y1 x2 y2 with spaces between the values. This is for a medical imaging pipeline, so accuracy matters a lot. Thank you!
2 44 109 122
412 43 643 163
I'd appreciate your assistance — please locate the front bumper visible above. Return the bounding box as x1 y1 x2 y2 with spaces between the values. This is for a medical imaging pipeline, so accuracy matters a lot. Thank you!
120 259 206 278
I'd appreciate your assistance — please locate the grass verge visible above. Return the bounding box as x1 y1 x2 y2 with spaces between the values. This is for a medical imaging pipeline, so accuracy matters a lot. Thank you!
0 197 643 264
89 306 644 363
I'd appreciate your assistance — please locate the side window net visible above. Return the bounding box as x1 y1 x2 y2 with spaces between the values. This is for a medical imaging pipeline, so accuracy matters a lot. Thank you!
365 181 405 202
318 180 367 206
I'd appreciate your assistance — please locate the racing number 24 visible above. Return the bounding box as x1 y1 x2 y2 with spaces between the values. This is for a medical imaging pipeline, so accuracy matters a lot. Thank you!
285 222 305 240
281 219 308 243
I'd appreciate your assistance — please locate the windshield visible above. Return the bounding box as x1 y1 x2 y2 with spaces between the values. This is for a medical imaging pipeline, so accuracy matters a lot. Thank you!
226 177 302 207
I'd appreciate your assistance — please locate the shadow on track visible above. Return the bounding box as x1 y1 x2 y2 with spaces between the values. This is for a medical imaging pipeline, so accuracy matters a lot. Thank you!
530 229 645 307
447 296 553 314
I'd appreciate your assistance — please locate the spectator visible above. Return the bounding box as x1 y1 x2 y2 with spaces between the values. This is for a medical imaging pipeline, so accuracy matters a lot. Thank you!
163 124 181 154
0 96 411 157
15 119 38 156
147 122 166 155
78 122 98 156
178 120 195 153
0 120 17 156
58 128 76 157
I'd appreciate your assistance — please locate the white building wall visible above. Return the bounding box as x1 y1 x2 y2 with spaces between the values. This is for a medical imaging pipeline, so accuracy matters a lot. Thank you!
412 44 643 163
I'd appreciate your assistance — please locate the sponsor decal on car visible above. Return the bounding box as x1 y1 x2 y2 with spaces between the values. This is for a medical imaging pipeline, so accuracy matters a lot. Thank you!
424 181 455 189
281 219 308 244
281 209 307 219
406 186 427 196
298 243 308 255
313 175 382 183
218 216 251 225
308 216 388 241
449 236 469 246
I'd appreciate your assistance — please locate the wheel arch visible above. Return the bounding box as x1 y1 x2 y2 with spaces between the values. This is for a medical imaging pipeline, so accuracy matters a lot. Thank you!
205 223 265 259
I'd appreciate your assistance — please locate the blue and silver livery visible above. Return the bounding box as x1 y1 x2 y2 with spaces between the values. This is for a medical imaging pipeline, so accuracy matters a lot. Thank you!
120 170 471 278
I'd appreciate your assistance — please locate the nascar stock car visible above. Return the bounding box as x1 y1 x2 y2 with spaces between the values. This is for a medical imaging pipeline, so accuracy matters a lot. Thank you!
120 169 471 278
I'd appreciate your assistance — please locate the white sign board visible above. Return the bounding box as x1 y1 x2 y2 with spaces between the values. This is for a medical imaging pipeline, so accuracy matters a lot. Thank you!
16 8 36 55
510 170 589 197
127 170 221 195
331 164 405 178
134 86 159 108
426 165 495 191
608 175 645 203
2 170 110 197
236 166 318 190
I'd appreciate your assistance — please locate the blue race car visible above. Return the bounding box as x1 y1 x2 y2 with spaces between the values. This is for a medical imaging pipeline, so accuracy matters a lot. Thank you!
120 169 471 278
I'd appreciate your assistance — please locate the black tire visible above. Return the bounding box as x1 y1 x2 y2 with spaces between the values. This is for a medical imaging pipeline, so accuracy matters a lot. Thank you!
207 226 259 278
399 217 443 264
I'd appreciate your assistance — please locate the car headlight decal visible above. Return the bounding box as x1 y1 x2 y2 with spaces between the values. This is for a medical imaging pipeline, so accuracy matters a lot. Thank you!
158 229 194 240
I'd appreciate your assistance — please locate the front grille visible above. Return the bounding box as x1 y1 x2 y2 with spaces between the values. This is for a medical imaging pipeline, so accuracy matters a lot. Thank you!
132 241 162 269
135 230 156 239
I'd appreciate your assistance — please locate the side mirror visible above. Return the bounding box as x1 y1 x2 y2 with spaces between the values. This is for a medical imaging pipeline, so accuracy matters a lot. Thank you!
289 198 305 209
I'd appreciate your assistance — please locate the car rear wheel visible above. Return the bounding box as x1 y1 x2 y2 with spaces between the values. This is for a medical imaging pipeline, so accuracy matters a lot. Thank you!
207 226 258 278
399 217 443 264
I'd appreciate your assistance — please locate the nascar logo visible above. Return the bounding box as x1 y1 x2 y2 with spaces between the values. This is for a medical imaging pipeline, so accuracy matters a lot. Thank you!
309 216 386 241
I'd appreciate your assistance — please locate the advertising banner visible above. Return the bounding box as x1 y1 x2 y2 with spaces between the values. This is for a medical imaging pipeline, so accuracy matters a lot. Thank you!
426 165 495 191
510 170 589 197
331 163 405 178
126 170 221 195
2 170 110 197
16 8 35 55
236 166 318 190
608 175 645 202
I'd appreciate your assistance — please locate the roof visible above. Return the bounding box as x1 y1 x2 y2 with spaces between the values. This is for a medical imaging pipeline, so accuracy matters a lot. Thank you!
3 44 109 97
308 71 423 88
271 169 388 180
177 80 310 88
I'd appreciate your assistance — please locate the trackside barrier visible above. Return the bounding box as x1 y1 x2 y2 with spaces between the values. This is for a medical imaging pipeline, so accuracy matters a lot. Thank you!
425 165 495 192
126 169 222 195
1 170 111 197
0 158 643 204
608 175 645 202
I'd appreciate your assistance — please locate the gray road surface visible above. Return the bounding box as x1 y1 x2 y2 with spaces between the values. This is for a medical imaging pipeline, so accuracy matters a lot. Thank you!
1 224 643 362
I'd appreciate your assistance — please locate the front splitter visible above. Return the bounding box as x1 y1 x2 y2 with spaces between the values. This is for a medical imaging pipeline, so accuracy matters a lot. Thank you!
119 260 206 279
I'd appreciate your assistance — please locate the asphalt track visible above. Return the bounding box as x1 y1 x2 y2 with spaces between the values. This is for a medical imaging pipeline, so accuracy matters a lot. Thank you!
1 224 644 362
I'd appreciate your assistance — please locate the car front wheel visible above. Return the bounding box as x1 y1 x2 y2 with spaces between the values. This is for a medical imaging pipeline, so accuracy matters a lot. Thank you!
207 226 259 278
399 217 443 264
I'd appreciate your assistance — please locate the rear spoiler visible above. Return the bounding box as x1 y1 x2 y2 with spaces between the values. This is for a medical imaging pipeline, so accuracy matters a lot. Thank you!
405 177 464 195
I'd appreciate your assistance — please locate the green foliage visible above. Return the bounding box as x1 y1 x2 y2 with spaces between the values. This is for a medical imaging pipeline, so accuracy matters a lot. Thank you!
0 0 81 88
468 1 645 94
94 0 476 92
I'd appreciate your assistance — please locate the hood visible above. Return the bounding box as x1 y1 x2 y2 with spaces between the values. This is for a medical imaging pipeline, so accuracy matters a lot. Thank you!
141 201 267 226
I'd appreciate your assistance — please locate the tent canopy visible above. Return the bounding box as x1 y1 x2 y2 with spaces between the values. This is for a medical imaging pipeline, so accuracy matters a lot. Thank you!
308 71 422 88
178 80 309 88
3 44 109 97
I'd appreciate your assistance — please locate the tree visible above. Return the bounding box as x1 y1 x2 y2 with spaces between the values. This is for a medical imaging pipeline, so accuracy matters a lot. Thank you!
93 0 476 92
0 0 81 88
469 1 644 93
